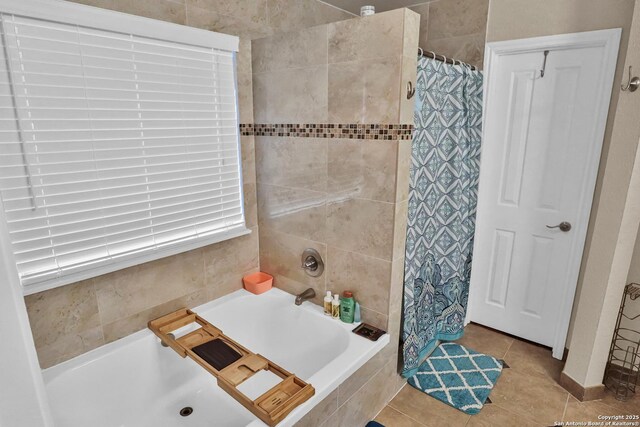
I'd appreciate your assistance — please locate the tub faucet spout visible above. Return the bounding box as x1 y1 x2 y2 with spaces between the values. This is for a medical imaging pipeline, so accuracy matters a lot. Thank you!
295 288 316 305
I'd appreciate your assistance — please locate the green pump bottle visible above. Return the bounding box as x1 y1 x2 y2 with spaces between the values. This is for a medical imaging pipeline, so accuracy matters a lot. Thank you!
340 291 355 323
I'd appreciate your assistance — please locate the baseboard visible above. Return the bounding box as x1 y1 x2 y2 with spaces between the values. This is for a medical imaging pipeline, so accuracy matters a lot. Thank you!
559 371 606 401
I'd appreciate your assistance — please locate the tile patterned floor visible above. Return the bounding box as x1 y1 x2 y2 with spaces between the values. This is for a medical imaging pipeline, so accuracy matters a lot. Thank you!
374 323 639 427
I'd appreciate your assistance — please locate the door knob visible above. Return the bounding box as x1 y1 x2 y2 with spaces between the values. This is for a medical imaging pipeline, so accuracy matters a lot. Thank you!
546 221 572 232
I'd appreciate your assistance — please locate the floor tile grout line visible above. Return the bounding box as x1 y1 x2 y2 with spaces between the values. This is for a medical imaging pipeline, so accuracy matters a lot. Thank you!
378 405 416 426
464 413 472 426
501 338 515 359
597 396 638 413
490 402 543 425
385 403 433 427
491 359 571 424
389 380 406 402
561 392 570 421
491 401 547 426
388 385 472 425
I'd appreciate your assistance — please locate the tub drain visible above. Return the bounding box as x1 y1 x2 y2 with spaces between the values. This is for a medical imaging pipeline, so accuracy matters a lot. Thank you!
180 407 193 417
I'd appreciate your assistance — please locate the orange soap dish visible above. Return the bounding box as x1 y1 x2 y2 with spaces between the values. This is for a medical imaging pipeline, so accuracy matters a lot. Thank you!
243 272 273 295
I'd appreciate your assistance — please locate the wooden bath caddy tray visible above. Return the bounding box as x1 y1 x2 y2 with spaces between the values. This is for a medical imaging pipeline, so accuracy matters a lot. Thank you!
148 309 314 426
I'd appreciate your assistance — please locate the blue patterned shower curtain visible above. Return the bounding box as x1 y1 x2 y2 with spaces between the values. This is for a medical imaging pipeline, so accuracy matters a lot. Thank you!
402 57 483 377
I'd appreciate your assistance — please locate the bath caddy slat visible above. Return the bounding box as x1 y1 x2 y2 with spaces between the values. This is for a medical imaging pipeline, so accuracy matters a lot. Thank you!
148 309 314 426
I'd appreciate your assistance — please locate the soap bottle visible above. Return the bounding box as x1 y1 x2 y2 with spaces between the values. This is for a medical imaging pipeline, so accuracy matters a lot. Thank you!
354 302 361 323
340 291 355 323
331 294 340 319
323 291 332 316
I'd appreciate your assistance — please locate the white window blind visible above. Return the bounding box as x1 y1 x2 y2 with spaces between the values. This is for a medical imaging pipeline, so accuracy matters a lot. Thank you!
0 10 247 294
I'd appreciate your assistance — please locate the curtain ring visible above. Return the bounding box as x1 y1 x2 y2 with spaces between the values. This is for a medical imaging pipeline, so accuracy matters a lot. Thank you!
418 47 424 58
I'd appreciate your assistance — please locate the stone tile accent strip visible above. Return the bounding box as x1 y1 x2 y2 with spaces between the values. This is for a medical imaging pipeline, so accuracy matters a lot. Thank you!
240 123 414 140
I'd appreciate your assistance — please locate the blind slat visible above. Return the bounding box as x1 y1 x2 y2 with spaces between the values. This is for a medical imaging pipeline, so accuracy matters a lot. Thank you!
7 182 241 223
12 201 243 255
11 194 243 248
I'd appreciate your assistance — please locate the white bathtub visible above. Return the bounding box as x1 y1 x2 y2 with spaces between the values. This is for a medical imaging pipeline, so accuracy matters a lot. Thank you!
43 287 389 427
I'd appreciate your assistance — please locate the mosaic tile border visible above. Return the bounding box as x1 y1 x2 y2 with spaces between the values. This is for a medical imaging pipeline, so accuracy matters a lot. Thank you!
239 123 413 140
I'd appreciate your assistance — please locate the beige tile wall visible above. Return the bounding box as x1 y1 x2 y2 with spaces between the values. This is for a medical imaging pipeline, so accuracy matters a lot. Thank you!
25 0 353 369
409 0 490 69
254 8 414 329
26 232 259 368
252 9 420 425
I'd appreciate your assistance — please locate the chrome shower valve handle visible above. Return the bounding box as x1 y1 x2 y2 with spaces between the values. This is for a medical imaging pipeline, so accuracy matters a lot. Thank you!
300 248 324 277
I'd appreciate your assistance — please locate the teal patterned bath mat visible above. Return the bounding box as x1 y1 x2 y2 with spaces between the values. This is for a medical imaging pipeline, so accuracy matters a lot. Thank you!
407 343 503 414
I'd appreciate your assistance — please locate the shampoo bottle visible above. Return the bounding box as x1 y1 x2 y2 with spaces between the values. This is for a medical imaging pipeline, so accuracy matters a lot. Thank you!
323 291 332 316
340 291 355 323
331 294 340 319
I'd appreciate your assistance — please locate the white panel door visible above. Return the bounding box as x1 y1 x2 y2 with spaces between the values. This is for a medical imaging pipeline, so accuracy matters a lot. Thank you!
469 30 620 357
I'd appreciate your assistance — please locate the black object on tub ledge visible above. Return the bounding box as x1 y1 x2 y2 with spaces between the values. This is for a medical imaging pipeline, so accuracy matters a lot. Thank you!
352 323 386 342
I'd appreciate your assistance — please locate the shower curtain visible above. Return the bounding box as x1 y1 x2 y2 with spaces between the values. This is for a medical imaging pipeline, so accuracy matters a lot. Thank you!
402 57 483 377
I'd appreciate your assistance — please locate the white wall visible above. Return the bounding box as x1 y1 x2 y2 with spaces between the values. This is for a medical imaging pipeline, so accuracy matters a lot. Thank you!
486 0 640 388
0 201 52 426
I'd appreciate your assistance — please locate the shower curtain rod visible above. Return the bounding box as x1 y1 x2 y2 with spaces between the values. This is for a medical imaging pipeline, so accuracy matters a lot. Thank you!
418 48 477 71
